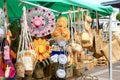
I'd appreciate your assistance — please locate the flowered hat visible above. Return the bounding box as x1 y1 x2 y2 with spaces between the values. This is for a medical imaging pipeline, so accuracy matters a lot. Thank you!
0 8 5 27
26 7 55 37
33 38 51 62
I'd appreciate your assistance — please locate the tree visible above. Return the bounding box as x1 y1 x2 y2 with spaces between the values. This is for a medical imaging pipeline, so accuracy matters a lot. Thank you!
116 13 120 21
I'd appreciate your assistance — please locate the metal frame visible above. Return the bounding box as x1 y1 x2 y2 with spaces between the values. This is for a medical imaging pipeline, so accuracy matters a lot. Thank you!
109 15 112 80
20 0 60 13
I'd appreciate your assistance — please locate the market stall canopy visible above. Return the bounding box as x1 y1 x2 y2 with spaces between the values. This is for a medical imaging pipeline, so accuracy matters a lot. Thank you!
0 0 113 22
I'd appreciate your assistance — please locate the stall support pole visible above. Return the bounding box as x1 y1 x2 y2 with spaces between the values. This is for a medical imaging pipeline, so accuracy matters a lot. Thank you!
109 15 112 80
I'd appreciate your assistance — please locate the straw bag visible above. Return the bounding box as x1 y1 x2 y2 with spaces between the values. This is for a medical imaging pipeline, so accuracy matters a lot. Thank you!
93 29 104 58
81 11 93 48
84 11 92 31
81 31 90 43
85 15 92 23
113 28 120 46
33 62 44 79
112 39 120 61
16 7 37 77
101 39 120 63
16 62 25 78
81 31 93 48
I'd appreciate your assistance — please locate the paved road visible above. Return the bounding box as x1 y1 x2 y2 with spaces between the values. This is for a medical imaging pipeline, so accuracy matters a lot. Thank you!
85 61 120 80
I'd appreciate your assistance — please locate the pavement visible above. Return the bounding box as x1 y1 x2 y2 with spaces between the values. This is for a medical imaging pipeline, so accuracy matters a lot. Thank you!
85 61 120 80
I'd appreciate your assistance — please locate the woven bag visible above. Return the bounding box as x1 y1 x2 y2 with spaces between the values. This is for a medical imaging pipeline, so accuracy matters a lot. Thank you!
17 7 37 77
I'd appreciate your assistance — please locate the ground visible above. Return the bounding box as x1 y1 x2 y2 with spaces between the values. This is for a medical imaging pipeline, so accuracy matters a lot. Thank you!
85 61 120 80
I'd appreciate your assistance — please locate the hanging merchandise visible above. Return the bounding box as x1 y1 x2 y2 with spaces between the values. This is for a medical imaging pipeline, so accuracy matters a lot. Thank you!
56 40 67 78
0 6 16 78
0 38 16 79
52 16 70 41
0 8 7 39
93 12 104 58
102 22 109 42
56 68 66 78
73 8 82 44
66 10 83 66
58 40 67 65
16 7 37 77
101 39 120 63
26 7 55 37
4 44 10 60
58 54 67 65
113 29 120 46
66 42 83 66
0 8 5 27
81 10 93 48
16 62 24 78
33 38 51 62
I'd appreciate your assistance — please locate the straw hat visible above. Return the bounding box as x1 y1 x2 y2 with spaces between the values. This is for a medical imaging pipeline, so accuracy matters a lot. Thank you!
56 69 66 78
33 38 51 62
58 54 68 65
26 7 55 37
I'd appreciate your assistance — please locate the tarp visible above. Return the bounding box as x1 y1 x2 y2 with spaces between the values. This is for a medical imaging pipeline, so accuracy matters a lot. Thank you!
0 0 113 22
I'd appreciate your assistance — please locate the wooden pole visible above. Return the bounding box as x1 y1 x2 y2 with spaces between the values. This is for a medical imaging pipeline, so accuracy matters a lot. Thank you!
3 0 9 24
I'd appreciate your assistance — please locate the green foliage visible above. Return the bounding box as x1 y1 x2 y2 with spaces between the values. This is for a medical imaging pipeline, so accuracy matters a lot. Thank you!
116 13 120 21
10 19 21 53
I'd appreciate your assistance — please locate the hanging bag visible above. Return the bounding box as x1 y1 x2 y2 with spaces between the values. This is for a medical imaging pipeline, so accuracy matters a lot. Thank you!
81 10 93 48
16 7 37 77
93 11 104 58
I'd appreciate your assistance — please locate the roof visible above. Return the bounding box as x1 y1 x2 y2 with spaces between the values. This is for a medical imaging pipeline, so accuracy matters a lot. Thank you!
0 0 113 22
101 0 120 8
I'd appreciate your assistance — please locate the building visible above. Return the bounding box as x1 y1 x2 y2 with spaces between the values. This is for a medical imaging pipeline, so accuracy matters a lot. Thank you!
101 0 120 11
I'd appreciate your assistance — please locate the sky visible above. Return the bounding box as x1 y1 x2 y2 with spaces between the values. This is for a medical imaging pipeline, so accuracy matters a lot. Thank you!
82 0 118 12
82 0 114 5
